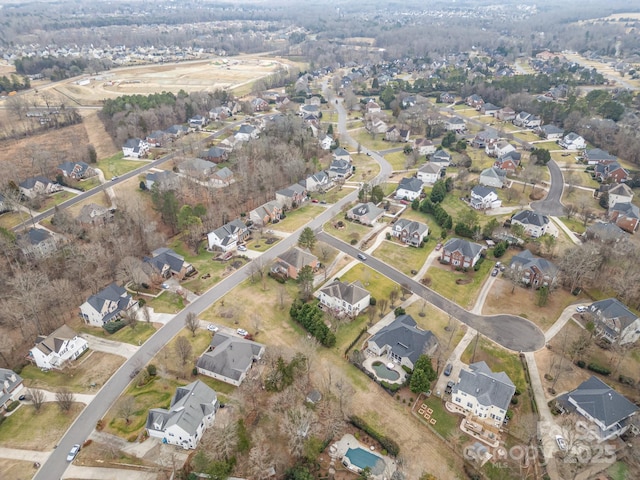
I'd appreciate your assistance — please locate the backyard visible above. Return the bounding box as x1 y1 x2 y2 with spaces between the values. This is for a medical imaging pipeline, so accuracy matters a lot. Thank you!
338 263 400 311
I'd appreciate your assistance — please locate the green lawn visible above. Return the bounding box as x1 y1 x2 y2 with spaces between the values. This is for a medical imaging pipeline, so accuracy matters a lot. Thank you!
427 258 493 310
513 131 540 143
607 461 629 480
372 240 430 276
534 141 560 150
453 104 472 111
351 129 392 151
78 176 102 191
338 263 399 309
557 216 586 234
334 312 369 352
0 211 27 229
322 112 339 123
35 190 77 212
146 291 185 313
275 205 326 233
96 153 147 179
323 216 374 245
419 397 460 439
78 322 156 345
0 402 83 450
563 171 600 189
385 151 412 171
461 336 526 391
464 148 495 171
351 153 382 182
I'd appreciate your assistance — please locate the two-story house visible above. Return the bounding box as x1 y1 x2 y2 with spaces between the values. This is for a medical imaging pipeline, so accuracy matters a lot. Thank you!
414 138 437 156
0 369 23 411
444 117 466 132
537 124 564 140
196 334 265 386
430 149 452 166
80 283 137 327
607 183 634 209
395 177 424 201
19 176 62 199
391 219 428 247
207 219 250 252
271 247 318 280
608 202 639 233
17 228 59 259
494 152 521 174
583 148 617 165
122 138 149 158
57 161 94 180
589 298 640 345
479 167 507 188
143 247 194 279
299 171 332 193
249 201 282 227
469 186 501 210
275 184 307 209
347 202 385 226
29 325 89 370
441 238 484 268
509 249 558 288
146 380 218 449
416 163 443 185
513 111 542 129
317 280 371 318
511 210 552 238
559 132 586 150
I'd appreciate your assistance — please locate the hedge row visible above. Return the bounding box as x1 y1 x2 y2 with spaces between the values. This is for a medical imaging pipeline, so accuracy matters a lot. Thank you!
103 319 127 334
349 415 400 456
344 328 368 357
587 363 611 376
289 299 336 347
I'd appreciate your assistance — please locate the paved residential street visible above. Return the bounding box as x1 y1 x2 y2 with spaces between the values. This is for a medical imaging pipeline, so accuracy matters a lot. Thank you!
531 160 566 216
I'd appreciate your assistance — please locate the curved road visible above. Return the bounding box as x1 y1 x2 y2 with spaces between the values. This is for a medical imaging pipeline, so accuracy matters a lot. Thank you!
530 159 565 216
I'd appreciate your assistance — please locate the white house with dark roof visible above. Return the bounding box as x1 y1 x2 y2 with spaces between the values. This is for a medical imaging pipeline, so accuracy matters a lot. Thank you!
196 333 265 386
559 132 586 150
146 380 218 449
317 280 370 317
29 325 88 370
366 315 438 370
562 376 638 440
441 238 483 268
584 148 617 165
414 138 437 156
486 140 516 158
122 138 149 158
589 298 640 345
509 249 558 288
328 158 353 179
607 183 634 209
445 117 466 132
470 186 501 210
0 369 23 411
235 124 259 142
472 131 499 149
299 171 332 192
347 202 385 226
145 170 180 191
17 227 59 259
417 163 443 185
479 167 506 188
511 210 552 238
395 177 423 201
451 361 515 424
207 219 249 252
18 176 62 199
80 283 137 327
143 247 194 279
332 147 351 162
430 149 452 166
391 219 428 247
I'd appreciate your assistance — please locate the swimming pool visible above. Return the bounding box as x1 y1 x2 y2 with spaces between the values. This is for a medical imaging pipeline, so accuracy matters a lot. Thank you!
344 447 382 471
371 362 400 381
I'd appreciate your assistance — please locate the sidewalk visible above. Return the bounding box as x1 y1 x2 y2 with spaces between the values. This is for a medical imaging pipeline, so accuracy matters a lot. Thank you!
550 216 581 245
544 304 587 342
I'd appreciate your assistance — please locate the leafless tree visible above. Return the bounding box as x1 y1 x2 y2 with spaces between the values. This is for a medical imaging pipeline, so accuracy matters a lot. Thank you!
378 298 389 317
185 312 199 337
56 388 75 412
117 395 136 424
174 336 193 366
389 288 399 307
248 432 272 480
206 419 238 461
141 306 151 323
29 388 45 412
281 406 317 458
278 284 288 310
400 283 411 300
249 257 268 291
367 305 378 326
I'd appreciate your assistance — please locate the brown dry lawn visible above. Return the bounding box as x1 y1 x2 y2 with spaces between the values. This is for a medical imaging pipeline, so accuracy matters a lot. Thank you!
0 459 34 480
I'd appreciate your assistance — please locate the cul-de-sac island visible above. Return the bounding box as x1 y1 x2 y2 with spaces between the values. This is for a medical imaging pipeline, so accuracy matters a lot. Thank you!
1 1 640 480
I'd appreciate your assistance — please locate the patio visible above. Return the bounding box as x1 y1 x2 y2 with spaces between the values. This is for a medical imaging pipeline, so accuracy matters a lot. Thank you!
362 355 406 385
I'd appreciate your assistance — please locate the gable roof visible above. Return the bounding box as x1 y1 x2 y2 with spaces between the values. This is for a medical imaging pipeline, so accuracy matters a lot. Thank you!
19 176 54 189
568 376 638 429
34 324 78 356
540 125 564 135
0 368 22 407
419 163 442 175
608 183 633 198
393 218 428 236
196 333 264 383
58 161 89 175
21 227 52 245
471 185 496 199
369 315 438 366
510 249 558 277
610 202 639 219
512 210 549 227
85 283 131 322
397 177 423 193
454 361 515 412
480 167 506 181
319 280 370 306
277 247 317 271
146 247 186 273
443 238 483 259
432 149 451 161
585 148 617 162
590 298 638 329
350 202 384 219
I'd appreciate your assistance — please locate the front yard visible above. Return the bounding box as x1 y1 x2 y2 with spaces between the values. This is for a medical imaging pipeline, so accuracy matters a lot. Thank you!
34 190 77 212
95 152 148 179
145 291 185 314
273 204 325 233
338 263 400 309
323 216 377 246
372 239 431 276
77 321 156 346
426 258 493 310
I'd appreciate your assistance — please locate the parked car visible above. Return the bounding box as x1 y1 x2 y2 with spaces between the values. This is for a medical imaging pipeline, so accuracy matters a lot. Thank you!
237 328 248 337
67 444 81 462
435 243 443 251
237 245 247 252
444 363 453 376
161 283 170 289
319 200 327 204
555 435 568 451
357 253 367 261
311 199 319 203
491 268 499 277
445 381 455 395
207 324 219 333
576 306 588 313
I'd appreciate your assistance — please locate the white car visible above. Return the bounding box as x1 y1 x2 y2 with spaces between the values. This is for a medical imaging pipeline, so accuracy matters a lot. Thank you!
237 328 248 337
207 324 219 333
161 283 170 289
67 444 81 461
238 245 247 251
555 435 568 451
576 306 588 313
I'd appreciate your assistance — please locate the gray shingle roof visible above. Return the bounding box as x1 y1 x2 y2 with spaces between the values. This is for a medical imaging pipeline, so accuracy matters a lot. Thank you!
145 247 186 274
453 361 515 412
443 238 483 259
34 324 78 356
22 227 51 245
432 149 451 162
350 202 384 219
567 376 638 429
510 249 558 277
277 247 317 271
19 176 53 189
512 210 549 227
0 368 22 407
196 334 264 383
319 280 370 306
471 185 496 199
611 202 640 219
419 163 442 175
590 298 638 330
397 177 423 193
368 315 438 366
393 218 428 237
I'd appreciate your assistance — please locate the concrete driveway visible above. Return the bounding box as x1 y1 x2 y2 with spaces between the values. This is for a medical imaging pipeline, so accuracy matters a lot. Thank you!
79 333 139 359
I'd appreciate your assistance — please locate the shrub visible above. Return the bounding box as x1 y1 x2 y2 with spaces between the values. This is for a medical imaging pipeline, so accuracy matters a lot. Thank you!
128 434 138 443
369 297 377 306
575 360 586 368
473 257 484 271
350 239 358 245
587 363 611 375
103 320 127 334
6 400 20 412
401 365 413 374
394 307 406 317
619 375 635 386
138 298 146 307
146 364 157 376
511 397 519 405
192 367 198 376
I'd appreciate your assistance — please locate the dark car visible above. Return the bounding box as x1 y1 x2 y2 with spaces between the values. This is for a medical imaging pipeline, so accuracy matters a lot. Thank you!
491 268 499 277
444 363 453 376
445 381 455 395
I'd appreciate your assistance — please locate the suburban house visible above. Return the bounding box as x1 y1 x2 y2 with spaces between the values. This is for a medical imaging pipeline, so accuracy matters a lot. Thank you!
559 132 586 150
607 183 634 209
299 104 320 117
479 167 507 188
347 202 385 226
391 219 429 247
494 152 521 173
299 171 332 192
385 126 410 143
469 186 501 210
584 148 617 165
560 376 638 440
146 130 169 147
511 210 551 238
444 117 466 132
537 124 564 140
249 201 282 226
122 138 149 158
200 146 228 163
145 170 180 191
430 149 452 166
366 315 438 370
235 124 259 142
486 140 516 158
29 325 89 370
440 92 455 103
275 183 307 209
333 147 351 162
583 222 626 243
207 219 250 252
0 369 23 411
251 97 269 112
209 106 231 121
19 176 62 199
17 227 59 259
328 158 353 179
188 115 207 129
271 247 318 279
165 124 188 139
76 203 114 226
210 167 234 186
594 162 629 184
146 380 218 449
451 361 516 424
319 135 333 150
177 157 217 178
589 298 640 345
608 202 639 233
441 238 484 268
509 249 558 288
395 177 424 201
513 111 542 128
143 247 194 279
368 117 389 134
495 107 516 122
317 280 371 317
414 138 437 156
471 130 499 149
466 94 484 108
365 101 382 114
79 283 137 327
479 103 499 115
417 163 443 185
57 161 94 180
196 334 265 386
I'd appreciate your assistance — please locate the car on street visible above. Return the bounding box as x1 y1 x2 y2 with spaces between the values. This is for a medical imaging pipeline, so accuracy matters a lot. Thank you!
237 245 247 251
111 176 118 181
556 435 568 451
576 306 588 313
67 444 81 462
320 200 327 204
357 253 367 261
435 243 442 251
237 328 248 337
444 363 453 376
491 268 499 277
445 381 455 395
207 324 219 333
